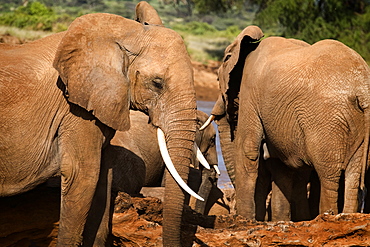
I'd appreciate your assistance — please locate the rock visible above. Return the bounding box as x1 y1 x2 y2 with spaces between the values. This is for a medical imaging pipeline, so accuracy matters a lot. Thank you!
140 187 165 202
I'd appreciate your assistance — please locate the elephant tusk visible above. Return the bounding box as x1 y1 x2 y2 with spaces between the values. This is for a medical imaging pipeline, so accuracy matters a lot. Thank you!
157 128 205 201
262 143 270 160
199 115 215 130
194 143 211 169
213 165 221 175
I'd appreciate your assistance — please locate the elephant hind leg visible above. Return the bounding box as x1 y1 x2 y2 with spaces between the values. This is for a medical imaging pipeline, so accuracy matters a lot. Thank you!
290 167 311 221
342 147 362 213
316 166 342 215
255 157 272 221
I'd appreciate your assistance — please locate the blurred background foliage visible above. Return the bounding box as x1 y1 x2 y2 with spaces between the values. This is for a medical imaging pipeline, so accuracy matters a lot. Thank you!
0 0 369 63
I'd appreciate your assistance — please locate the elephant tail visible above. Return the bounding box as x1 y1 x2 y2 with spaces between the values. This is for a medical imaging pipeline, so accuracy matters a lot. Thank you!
360 105 370 191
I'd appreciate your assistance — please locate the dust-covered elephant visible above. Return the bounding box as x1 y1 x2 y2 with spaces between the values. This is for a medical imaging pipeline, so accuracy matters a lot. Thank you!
0 3 201 246
202 26 370 220
105 110 219 215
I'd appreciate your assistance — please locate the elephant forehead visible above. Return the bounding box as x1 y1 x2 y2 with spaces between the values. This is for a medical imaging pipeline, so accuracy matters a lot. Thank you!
135 46 191 74
146 27 187 52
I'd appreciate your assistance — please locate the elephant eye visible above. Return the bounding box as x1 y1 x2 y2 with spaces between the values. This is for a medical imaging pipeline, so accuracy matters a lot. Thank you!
223 54 231 62
151 78 164 90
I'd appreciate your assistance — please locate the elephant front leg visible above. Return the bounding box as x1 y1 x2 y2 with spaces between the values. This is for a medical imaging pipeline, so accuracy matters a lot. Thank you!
57 153 101 246
235 155 259 219
57 117 109 246
234 114 264 220
83 165 113 246
235 133 260 219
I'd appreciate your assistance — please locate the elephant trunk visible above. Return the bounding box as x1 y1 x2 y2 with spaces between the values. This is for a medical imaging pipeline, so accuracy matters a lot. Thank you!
160 95 197 246
216 116 236 188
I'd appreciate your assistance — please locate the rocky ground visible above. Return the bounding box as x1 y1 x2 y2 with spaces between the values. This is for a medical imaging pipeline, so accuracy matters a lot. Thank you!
2 34 370 247
1 183 370 247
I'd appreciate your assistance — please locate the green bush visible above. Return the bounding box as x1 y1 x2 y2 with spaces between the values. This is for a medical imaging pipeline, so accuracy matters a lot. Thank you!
219 25 242 38
254 0 370 63
0 1 64 31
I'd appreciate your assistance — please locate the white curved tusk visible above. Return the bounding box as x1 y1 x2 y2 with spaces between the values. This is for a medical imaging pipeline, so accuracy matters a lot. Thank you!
157 128 204 201
213 165 221 175
199 115 215 130
194 143 211 169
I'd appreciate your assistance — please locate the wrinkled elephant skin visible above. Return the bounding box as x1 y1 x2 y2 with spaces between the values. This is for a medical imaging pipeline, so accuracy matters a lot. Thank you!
0 4 197 246
211 26 370 220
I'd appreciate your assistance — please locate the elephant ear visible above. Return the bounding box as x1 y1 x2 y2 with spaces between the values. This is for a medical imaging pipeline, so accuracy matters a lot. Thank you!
135 1 164 26
216 25 263 139
53 13 141 131
219 25 264 96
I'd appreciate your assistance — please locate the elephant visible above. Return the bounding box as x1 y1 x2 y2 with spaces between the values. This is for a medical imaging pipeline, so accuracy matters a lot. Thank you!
105 110 219 215
0 3 202 246
205 103 312 221
202 25 370 220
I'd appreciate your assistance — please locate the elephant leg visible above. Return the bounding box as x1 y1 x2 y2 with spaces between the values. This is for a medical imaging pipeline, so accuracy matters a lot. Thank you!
343 148 362 213
364 169 370 213
271 181 290 221
308 170 320 219
83 165 113 246
57 114 109 246
317 165 342 214
235 157 258 219
270 162 311 221
255 158 272 221
269 160 292 221
235 113 264 219
291 168 311 221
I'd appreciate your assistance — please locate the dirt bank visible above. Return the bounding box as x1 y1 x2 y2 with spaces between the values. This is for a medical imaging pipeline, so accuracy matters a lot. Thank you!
192 60 220 102
1 184 370 247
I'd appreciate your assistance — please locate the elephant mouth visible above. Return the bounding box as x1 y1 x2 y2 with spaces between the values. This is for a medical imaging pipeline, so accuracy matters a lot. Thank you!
156 127 214 201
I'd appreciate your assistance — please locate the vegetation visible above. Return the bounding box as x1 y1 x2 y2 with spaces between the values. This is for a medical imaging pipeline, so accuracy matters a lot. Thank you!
252 0 370 63
0 0 369 63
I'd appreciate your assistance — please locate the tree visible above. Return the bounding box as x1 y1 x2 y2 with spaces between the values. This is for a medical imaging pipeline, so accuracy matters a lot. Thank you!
193 0 244 14
165 0 245 16
252 0 370 62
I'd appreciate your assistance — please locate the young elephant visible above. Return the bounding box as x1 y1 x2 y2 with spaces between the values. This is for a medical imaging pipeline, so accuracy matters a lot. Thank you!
105 110 219 215
203 26 370 220
0 3 200 246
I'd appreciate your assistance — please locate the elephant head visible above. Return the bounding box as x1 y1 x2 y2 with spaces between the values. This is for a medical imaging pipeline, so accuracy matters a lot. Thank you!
53 11 197 246
201 26 264 186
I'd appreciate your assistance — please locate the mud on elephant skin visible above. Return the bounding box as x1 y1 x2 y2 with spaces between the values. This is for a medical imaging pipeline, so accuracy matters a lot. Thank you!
0 2 199 246
105 110 220 215
203 25 370 221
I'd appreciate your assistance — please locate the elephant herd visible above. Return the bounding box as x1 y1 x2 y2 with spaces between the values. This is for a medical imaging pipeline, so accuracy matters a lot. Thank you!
1 1 370 246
